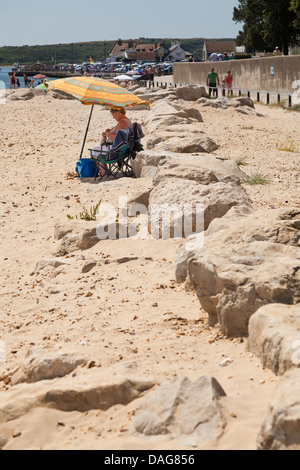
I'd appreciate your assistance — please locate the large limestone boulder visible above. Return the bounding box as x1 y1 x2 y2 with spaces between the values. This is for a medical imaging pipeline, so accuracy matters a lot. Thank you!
135 88 177 103
153 124 204 135
235 106 265 117
56 226 100 253
200 96 264 116
143 100 183 123
148 177 252 239
11 348 88 385
208 207 300 247
187 208 300 336
7 90 35 101
146 115 192 134
175 85 207 101
152 136 217 154
0 362 155 424
133 150 249 184
248 304 300 376
176 205 254 283
33 257 72 273
143 100 203 133
133 375 226 447
257 368 300 450
201 96 255 109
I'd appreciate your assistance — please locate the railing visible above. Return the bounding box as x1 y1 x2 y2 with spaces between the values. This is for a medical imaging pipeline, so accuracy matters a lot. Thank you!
140 80 298 107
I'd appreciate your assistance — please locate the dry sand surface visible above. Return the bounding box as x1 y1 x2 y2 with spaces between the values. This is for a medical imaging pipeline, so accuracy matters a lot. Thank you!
0 88 299 450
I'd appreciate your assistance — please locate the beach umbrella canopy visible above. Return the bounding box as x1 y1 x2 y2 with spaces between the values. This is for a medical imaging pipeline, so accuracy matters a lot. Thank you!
126 70 139 75
114 74 134 81
43 76 150 159
43 76 148 108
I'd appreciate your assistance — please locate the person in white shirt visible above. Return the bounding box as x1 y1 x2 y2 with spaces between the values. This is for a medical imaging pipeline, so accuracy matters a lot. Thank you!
210 52 218 62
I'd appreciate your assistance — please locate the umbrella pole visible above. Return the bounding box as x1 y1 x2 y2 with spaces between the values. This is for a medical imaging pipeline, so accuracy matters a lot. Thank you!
80 105 94 159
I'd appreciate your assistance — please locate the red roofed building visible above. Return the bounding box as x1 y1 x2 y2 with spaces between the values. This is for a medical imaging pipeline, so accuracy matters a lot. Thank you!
108 39 157 62
108 39 191 63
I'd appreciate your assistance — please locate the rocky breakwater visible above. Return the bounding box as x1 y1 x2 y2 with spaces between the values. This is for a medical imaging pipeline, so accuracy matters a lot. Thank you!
1 84 299 450
129 89 252 241
53 88 253 251
133 85 300 450
182 208 299 336
179 205 300 450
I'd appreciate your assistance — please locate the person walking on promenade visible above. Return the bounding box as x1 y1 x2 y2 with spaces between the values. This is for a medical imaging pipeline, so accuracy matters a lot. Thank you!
207 67 219 97
222 70 233 97
210 51 218 62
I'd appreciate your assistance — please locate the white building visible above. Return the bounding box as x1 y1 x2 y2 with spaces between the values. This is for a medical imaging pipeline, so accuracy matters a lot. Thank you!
164 41 192 62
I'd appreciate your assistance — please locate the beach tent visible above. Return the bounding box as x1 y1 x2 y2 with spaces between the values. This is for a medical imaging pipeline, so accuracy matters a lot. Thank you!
35 83 47 90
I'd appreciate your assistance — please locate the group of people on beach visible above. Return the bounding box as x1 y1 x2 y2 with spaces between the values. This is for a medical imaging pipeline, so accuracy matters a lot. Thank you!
9 72 37 89
23 74 38 88
9 73 21 89
207 67 233 97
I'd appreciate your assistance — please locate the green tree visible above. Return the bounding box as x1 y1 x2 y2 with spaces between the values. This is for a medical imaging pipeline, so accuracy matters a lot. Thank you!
290 0 300 29
233 0 266 52
263 0 299 54
233 0 300 54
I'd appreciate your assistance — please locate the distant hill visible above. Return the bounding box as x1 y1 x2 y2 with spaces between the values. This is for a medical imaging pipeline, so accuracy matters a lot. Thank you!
0 38 236 65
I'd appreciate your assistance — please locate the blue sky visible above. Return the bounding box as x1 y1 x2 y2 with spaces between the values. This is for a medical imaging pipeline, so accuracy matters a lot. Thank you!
0 0 242 47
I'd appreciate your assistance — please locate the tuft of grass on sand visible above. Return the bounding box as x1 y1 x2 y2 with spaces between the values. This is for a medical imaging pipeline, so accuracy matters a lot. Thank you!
265 102 300 113
67 199 102 221
235 156 249 166
276 139 298 152
245 170 270 186
284 104 300 113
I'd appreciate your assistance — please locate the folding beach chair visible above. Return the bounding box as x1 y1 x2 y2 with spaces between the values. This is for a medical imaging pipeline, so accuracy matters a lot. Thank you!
89 123 144 181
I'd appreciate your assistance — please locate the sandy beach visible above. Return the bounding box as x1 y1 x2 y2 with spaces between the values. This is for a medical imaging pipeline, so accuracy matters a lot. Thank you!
0 86 299 450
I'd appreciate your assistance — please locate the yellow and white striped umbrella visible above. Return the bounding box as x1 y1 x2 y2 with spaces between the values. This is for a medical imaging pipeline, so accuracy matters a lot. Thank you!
44 76 149 108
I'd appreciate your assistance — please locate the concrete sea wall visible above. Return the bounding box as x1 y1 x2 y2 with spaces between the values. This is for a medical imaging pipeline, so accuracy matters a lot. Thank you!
173 56 300 93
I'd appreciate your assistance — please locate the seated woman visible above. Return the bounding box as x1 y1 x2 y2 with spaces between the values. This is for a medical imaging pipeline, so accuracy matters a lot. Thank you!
95 107 133 177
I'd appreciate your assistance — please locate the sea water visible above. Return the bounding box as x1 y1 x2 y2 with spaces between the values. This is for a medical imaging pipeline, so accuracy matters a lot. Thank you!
0 66 52 90
0 67 13 89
